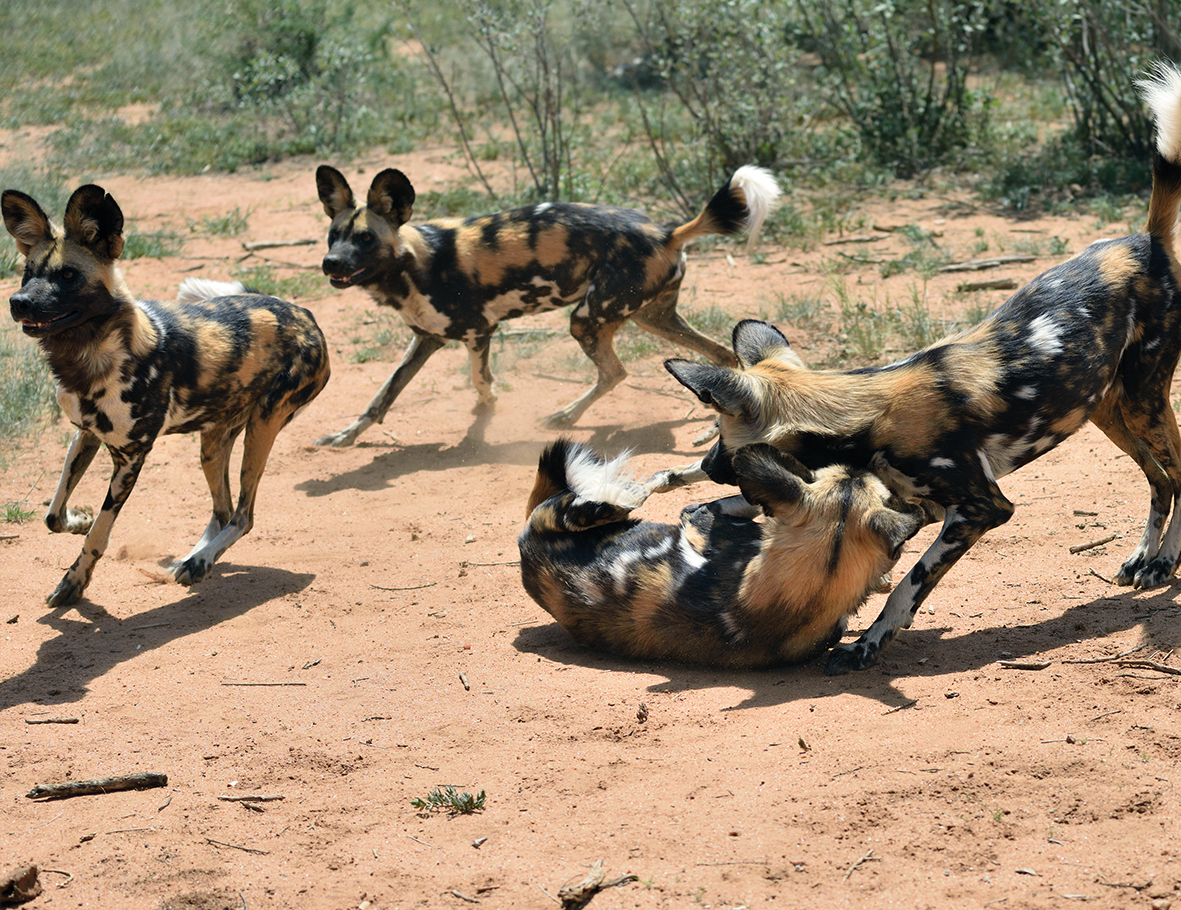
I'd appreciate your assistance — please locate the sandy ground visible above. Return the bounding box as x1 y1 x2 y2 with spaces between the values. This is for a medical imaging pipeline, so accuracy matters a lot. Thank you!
1 145 1180 910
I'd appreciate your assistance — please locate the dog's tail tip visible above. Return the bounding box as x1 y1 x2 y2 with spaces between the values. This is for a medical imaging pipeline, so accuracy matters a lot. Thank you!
552 440 645 511
1139 61 1181 163
176 277 250 304
731 165 782 254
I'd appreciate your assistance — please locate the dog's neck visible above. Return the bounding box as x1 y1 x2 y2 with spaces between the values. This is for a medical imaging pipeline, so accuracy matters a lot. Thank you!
41 283 156 393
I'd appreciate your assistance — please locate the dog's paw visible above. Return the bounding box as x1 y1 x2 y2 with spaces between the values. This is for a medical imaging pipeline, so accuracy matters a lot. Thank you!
46 506 94 535
46 574 86 609
540 411 576 430
1132 558 1176 589
172 557 212 587
824 641 880 675
315 429 358 447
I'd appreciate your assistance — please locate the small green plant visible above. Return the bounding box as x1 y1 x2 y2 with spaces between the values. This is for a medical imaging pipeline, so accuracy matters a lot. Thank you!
3 501 36 523
233 264 325 301
123 229 185 259
189 207 251 237
410 785 486 816
1048 235 1069 256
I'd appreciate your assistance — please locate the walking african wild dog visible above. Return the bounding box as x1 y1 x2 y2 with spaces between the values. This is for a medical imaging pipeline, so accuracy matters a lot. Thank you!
652 63 1181 674
2 184 331 608
312 163 780 447
518 438 927 668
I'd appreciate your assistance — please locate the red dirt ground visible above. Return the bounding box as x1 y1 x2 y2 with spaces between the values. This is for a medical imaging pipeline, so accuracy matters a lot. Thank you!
1 145 1179 910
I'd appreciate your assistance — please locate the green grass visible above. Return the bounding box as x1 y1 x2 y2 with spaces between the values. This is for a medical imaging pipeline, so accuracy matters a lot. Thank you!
232 264 327 302
0 322 58 464
2 500 36 523
123 229 185 259
189 207 251 237
410 786 486 816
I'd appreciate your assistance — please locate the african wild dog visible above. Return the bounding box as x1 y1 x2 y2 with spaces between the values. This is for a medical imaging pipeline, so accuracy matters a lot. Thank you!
312 164 780 446
2 184 331 608
518 439 925 668
653 63 1181 674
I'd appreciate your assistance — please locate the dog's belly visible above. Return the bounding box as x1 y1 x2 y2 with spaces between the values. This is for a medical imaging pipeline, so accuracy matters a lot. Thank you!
401 277 585 339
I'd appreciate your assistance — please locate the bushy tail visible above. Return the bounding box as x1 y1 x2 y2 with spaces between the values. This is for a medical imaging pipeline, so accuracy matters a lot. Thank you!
670 165 782 254
525 439 647 521
176 277 249 304
1138 62 1181 241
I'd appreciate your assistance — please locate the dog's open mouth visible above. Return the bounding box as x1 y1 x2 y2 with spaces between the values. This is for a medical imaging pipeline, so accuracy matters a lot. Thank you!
326 267 372 289
16 311 79 337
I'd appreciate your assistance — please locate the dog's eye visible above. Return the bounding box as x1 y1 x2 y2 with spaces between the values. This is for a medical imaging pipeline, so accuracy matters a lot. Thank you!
355 231 374 244
60 267 76 281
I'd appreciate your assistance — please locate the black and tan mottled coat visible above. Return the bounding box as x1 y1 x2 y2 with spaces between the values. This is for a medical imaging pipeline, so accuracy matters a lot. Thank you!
519 439 925 668
2 184 330 608
312 164 780 446
654 64 1181 674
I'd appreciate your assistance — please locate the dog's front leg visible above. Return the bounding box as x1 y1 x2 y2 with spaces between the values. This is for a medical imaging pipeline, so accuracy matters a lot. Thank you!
47 446 148 608
316 333 447 447
44 429 103 534
824 491 1013 675
641 458 709 495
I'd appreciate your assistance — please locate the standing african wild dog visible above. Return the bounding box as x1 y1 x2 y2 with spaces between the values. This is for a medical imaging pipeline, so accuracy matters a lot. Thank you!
2 184 331 608
518 439 926 668
312 164 780 446
656 63 1181 674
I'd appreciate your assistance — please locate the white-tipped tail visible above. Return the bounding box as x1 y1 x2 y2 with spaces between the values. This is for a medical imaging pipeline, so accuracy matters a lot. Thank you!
176 277 249 304
731 164 782 253
1139 62 1181 163
565 445 648 511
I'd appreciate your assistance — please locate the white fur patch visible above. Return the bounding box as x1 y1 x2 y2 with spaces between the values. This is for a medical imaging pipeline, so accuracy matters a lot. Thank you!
1138 62 1181 162
731 165 782 253
176 278 248 304
677 531 707 570
1014 385 1037 400
930 456 956 469
565 446 647 510
1027 313 1063 356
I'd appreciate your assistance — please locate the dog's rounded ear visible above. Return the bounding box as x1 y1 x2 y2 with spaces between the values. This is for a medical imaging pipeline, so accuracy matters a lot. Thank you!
732 443 807 517
732 319 802 369
665 359 755 418
1 189 53 256
316 165 357 219
367 169 415 227
868 502 925 560
63 185 124 260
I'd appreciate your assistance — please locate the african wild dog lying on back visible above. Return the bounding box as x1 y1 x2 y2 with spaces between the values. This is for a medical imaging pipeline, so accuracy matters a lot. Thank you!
312 164 780 446
653 64 1181 674
518 439 926 668
2 184 330 608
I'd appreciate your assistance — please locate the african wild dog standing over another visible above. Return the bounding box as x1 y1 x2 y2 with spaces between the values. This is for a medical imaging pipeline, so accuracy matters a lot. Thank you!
518 439 926 668
313 164 780 447
2 184 330 608
653 63 1181 674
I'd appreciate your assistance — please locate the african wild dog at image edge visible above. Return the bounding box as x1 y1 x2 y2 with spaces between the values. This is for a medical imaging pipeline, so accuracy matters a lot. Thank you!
312 164 780 447
519 439 927 668
652 63 1181 674
2 185 330 608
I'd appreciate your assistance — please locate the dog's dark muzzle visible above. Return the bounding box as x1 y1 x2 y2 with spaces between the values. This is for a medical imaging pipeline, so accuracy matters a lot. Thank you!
702 441 738 486
321 252 373 289
10 284 79 338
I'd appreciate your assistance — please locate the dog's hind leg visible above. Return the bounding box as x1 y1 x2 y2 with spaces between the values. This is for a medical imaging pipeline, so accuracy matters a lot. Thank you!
45 429 103 534
824 466 1015 674
316 332 447 447
48 447 149 608
174 423 243 571
630 282 737 368
542 310 626 428
1093 393 1181 587
172 412 285 585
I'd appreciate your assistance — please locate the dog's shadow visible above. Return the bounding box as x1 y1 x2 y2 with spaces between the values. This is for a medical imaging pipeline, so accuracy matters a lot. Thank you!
0 564 314 712
298 418 694 495
513 584 1181 711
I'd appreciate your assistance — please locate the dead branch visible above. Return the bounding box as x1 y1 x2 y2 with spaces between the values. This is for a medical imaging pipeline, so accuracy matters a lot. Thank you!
842 849 878 881
956 278 1018 293
369 582 437 591
1069 533 1118 554
217 794 286 803
556 859 638 909
26 772 167 800
449 891 480 904
24 717 78 725
240 239 316 251
999 660 1052 670
1109 658 1181 675
939 254 1036 273
219 682 307 687
882 698 918 714
822 235 886 246
1062 644 1150 664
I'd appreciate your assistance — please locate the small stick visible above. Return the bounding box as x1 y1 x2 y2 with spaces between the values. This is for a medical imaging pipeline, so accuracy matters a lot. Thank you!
27 772 167 800
131 621 173 630
205 837 269 855
449 890 480 904
25 717 79 725
939 254 1036 273
369 582 437 591
241 239 317 251
956 278 1018 293
1110 658 1181 675
999 659 1052 670
106 826 156 834
406 834 438 849
1089 709 1122 722
217 794 285 802
0 532 19 540
1088 567 1114 584
460 560 520 567
883 699 918 714
822 235 885 246
843 849 878 881
219 682 307 687
1070 533 1118 554
41 868 73 885
1063 644 1150 664
459 672 471 691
